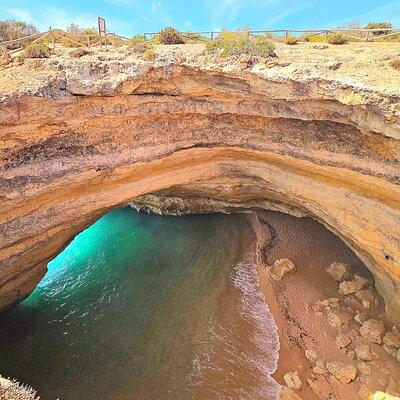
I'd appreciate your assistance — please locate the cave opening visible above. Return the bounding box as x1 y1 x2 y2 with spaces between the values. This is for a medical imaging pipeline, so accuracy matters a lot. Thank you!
0 206 378 400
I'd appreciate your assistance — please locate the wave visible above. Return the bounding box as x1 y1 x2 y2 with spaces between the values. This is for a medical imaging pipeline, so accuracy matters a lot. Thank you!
187 254 281 400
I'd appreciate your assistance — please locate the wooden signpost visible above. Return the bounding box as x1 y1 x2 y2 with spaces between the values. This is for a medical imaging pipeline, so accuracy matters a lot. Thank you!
98 17 107 50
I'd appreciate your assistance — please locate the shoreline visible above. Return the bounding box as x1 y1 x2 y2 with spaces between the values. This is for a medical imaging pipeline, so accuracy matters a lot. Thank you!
249 210 400 400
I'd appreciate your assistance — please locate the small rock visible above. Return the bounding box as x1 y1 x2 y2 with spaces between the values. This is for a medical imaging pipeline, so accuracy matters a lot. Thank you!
327 262 349 282
338 275 368 296
383 332 400 348
347 350 356 359
283 371 302 390
386 378 400 396
393 325 400 337
313 359 327 374
355 345 372 362
279 386 302 400
354 313 369 324
383 344 398 358
328 309 352 327
267 259 296 281
326 362 358 383
305 349 318 361
320 297 340 308
360 319 386 344
357 362 372 376
335 333 352 348
328 61 342 70
358 386 374 400
362 300 371 309
356 288 375 303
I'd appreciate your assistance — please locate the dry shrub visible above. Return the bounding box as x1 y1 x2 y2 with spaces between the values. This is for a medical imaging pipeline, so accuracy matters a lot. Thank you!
158 27 185 44
285 36 299 45
389 57 400 70
0 376 39 400
70 48 93 58
327 34 348 45
22 43 50 59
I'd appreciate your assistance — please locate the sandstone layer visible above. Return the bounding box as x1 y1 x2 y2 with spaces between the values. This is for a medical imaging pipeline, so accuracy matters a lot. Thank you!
0 44 399 322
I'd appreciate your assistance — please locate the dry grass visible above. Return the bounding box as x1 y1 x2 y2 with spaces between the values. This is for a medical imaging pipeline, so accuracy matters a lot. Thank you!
0 376 39 400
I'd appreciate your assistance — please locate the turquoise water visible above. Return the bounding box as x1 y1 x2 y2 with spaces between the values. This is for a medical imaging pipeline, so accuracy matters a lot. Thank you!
0 208 279 400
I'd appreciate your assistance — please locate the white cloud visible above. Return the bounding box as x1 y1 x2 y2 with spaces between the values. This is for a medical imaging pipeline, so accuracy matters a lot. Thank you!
331 1 400 27
208 0 277 29
4 8 39 25
265 3 314 26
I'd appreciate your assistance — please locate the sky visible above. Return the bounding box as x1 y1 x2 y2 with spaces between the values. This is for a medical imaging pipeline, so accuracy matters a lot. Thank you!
0 0 399 37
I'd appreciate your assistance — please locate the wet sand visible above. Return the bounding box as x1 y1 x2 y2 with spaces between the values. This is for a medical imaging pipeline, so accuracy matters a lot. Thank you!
250 211 400 400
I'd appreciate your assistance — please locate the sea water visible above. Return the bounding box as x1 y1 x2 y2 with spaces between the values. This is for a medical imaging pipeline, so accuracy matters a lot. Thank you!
0 208 279 400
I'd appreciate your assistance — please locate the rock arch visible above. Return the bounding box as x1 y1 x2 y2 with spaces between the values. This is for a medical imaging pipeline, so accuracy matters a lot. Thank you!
0 65 399 322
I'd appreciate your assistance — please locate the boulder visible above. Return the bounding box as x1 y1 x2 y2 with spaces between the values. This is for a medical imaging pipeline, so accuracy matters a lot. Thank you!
313 359 327 374
326 362 358 383
335 333 352 348
304 349 318 361
357 362 372 376
338 275 368 296
279 386 302 400
383 344 398 358
283 371 302 390
328 309 352 327
383 332 400 348
355 345 372 362
360 319 386 344
356 288 375 303
267 259 296 281
327 262 349 282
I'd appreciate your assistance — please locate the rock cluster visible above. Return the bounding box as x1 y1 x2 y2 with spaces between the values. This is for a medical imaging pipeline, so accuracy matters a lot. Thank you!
266 259 297 281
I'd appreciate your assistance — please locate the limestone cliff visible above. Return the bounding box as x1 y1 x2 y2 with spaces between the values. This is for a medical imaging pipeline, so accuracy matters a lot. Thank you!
0 44 399 322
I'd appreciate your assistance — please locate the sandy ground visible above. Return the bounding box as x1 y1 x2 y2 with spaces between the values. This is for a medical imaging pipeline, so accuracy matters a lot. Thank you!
1 41 400 97
250 211 400 400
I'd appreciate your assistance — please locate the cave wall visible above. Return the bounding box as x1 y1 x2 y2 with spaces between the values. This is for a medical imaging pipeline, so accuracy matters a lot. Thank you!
0 65 399 322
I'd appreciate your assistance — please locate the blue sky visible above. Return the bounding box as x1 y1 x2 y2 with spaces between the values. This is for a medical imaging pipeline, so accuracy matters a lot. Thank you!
0 0 399 37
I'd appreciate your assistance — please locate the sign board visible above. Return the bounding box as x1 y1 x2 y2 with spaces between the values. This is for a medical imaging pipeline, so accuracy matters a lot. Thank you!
98 17 106 36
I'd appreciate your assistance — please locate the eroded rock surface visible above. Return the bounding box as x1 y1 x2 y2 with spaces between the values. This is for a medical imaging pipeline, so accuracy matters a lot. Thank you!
0 50 399 322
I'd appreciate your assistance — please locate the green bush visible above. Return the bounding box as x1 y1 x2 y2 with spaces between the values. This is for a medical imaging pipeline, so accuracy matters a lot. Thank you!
129 34 146 46
301 33 325 43
206 32 275 57
144 46 155 60
158 27 185 45
22 43 50 59
327 33 348 45
285 35 299 45
365 22 393 36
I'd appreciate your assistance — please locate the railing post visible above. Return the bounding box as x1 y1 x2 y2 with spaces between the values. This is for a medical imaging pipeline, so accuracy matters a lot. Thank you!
211 31 214 40
325 30 328 41
50 27 55 50
365 30 370 42
285 30 288 41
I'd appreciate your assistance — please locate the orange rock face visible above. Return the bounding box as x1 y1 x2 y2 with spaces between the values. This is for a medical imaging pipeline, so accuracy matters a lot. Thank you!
0 63 399 322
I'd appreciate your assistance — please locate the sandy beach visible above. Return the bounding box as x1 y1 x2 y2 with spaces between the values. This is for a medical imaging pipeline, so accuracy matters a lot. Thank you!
250 211 400 400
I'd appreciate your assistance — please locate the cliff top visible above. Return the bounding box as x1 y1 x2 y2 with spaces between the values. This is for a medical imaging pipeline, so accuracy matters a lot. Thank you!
0 41 400 99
